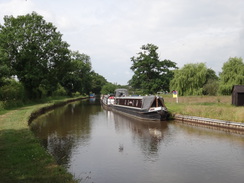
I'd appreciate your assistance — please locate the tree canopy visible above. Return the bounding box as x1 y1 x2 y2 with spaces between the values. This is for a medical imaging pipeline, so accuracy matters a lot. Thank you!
129 43 177 94
170 63 218 96
90 71 107 94
100 83 118 95
61 51 92 96
0 12 108 101
219 57 244 95
0 12 71 99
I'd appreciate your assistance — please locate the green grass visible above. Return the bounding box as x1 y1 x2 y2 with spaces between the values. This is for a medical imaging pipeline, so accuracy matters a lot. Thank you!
0 96 87 183
162 95 244 123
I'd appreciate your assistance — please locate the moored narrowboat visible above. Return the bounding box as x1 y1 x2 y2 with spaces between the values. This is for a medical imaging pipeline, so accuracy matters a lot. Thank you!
101 89 169 121
100 94 115 109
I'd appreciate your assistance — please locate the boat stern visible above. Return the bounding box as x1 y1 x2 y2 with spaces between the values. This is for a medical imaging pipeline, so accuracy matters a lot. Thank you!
149 106 169 120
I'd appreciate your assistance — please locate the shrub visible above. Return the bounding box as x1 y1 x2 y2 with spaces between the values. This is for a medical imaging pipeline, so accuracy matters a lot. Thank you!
203 79 219 95
53 83 67 96
0 79 24 101
72 91 81 97
0 79 25 109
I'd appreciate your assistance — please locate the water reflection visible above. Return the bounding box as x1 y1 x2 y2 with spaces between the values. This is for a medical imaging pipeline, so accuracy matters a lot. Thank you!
31 99 100 167
110 110 168 161
31 99 244 183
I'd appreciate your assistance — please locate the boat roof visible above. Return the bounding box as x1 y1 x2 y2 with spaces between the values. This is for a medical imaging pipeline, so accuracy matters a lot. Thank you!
115 88 129 97
115 95 165 110
142 96 157 109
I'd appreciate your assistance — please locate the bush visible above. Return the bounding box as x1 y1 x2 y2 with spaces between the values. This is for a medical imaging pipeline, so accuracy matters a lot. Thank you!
218 84 232 95
53 83 67 96
72 91 81 97
0 79 25 101
203 79 219 95
0 79 25 109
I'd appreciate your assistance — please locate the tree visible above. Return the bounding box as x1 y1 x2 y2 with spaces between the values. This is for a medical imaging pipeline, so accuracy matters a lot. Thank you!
129 44 177 94
90 71 107 94
100 83 117 94
0 46 11 84
63 51 92 95
219 57 244 95
0 12 71 99
170 63 211 96
202 68 219 95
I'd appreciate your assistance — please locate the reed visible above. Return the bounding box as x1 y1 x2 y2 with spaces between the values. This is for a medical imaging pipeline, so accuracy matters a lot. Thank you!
163 95 244 123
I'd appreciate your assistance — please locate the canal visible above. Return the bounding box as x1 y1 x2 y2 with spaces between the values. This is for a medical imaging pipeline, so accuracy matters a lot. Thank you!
31 99 244 183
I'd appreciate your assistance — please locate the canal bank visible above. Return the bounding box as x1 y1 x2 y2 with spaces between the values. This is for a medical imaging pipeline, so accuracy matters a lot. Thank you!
174 114 244 131
0 96 87 183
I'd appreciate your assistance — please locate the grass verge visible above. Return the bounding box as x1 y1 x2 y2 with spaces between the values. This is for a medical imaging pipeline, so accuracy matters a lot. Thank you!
163 95 244 123
0 97 87 183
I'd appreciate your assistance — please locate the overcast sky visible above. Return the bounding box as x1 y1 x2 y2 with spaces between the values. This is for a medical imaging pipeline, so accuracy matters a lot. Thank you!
1 0 244 85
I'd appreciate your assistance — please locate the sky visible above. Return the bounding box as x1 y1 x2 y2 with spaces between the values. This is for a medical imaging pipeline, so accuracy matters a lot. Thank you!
0 0 244 85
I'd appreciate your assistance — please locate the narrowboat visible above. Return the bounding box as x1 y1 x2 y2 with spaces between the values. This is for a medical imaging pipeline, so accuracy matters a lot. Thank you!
89 93 96 98
101 89 169 121
100 93 115 110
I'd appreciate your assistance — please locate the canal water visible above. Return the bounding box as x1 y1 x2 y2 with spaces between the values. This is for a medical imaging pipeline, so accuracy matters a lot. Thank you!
31 99 244 183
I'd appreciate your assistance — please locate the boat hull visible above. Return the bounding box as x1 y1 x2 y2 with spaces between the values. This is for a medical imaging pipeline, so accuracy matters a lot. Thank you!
112 104 168 121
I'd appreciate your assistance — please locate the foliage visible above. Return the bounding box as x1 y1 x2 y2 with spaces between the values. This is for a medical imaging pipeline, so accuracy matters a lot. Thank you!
53 83 67 96
100 83 117 94
0 79 24 100
0 11 109 106
219 57 244 95
129 44 177 94
90 71 107 94
0 48 11 83
202 68 219 95
0 79 25 108
0 12 71 99
170 63 213 96
61 51 92 96
203 79 219 96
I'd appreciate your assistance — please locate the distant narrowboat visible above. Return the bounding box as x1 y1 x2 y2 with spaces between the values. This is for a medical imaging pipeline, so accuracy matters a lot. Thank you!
89 93 96 98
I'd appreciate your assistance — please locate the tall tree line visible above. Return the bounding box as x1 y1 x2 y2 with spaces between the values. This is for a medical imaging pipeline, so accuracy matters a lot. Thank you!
0 12 106 104
129 44 244 96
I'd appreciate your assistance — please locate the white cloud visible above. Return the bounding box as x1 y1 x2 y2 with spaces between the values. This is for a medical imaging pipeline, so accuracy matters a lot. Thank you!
1 0 244 84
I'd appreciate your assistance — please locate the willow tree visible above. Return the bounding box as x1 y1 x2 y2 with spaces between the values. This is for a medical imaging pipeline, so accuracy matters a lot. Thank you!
170 63 209 96
219 57 244 95
129 44 177 94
